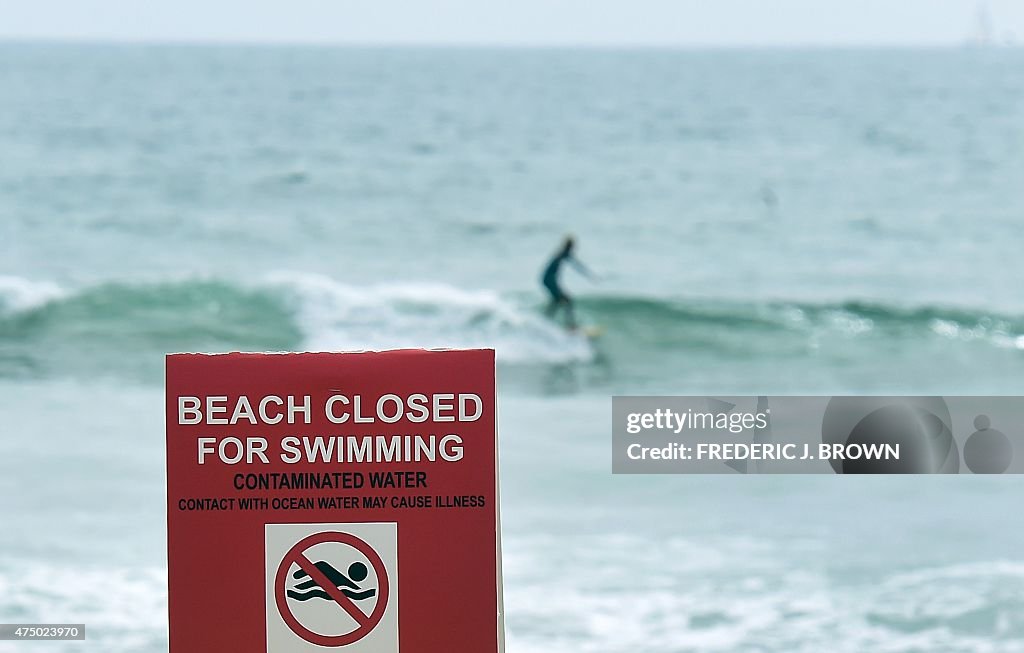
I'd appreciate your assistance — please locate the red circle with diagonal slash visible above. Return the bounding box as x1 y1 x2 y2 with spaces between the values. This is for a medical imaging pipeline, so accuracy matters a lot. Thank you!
275 531 390 647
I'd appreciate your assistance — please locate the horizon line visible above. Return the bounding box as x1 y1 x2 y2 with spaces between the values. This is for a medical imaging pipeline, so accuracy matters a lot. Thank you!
0 35 1019 51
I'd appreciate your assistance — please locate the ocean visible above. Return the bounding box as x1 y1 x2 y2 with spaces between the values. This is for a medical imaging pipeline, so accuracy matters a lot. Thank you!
2 43 1024 652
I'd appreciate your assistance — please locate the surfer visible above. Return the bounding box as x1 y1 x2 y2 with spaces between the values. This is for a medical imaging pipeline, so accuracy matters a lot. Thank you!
540 236 594 330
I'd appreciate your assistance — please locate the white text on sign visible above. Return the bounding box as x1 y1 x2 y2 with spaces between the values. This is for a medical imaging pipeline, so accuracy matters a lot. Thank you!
178 393 483 426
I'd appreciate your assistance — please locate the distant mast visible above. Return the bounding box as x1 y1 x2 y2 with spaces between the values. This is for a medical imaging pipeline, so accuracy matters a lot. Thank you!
970 2 994 46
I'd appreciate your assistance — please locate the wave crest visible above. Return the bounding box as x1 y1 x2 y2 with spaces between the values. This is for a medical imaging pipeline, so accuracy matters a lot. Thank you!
0 275 66 314
0 274 594 381
264 272 593 364
2 273 1022 384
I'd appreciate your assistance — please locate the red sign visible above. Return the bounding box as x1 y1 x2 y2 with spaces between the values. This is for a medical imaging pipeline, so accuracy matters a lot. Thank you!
166 349 502 652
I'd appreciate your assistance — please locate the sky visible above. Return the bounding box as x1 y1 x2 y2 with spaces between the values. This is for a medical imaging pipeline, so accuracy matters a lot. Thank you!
0 0 1022 47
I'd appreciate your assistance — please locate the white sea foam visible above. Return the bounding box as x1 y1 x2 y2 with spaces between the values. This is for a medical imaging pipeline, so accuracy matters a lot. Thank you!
502 534 1024 653
0 563 166 653
261 271 595 364
0 275 65 314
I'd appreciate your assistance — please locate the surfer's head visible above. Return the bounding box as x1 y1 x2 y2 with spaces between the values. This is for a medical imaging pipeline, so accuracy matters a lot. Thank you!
562 235 575 254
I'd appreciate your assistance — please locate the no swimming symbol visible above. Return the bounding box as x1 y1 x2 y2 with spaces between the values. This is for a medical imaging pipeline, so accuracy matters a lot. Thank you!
274 532 390 647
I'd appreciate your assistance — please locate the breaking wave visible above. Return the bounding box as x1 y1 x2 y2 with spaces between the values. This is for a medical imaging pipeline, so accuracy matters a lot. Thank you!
3 272 1023 384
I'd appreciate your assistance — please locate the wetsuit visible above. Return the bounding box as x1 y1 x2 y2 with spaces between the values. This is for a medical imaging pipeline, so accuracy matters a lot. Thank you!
542 251 571 303
541 249 589 327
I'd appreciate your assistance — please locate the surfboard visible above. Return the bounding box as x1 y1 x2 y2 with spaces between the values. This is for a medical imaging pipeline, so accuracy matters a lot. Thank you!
571 325 604 340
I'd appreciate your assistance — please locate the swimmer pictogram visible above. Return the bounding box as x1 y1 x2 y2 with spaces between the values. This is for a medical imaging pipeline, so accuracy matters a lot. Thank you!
274 531 390 647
